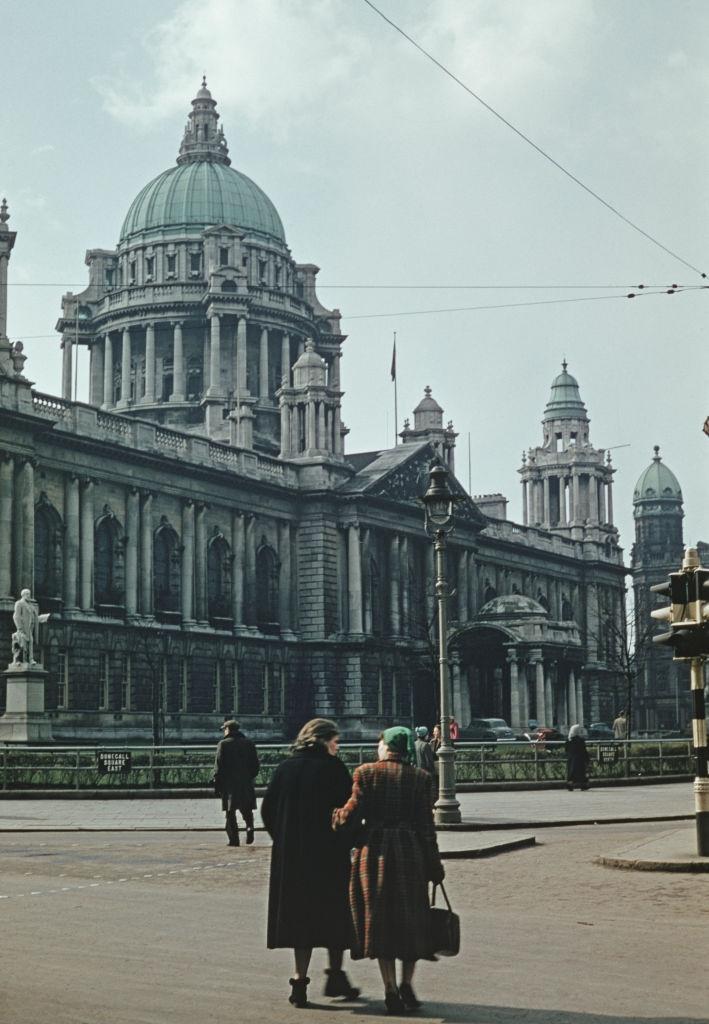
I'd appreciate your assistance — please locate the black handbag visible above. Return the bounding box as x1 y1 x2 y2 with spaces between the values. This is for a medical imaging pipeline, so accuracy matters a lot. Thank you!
430 882 460 957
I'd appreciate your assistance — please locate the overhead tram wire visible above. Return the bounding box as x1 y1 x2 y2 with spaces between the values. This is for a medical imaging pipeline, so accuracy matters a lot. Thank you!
361 0 707 281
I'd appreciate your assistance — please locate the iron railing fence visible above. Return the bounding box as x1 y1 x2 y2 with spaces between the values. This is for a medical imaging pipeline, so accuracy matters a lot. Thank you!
0 739 694 791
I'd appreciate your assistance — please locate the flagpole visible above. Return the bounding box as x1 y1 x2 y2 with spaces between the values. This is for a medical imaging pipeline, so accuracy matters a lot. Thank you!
392 331 398 446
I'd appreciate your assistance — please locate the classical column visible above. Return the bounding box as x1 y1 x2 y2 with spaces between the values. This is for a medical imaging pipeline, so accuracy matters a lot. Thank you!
144 323 156 404
279 403 291 457
208 312 221 396
347 523 363 634
518 658 529 729
0 456 13 598
170 321 185 402
598 478 606 523
79 479 94 612
102 333 113 408
140 492 153 615
118 327 131 406
306 401 316 451
236 316 248 395
231 512 245 628
507 647 522 731
61 336 73 401
589 473 599 522
195 503 207 624
181 501 195 624
20 460 34 591
317 402 326 451
567 667 577 724
280 332 291 387
89 341 104 407
331 350 341 390
400 535 410 635
278 520 292 632
543 476 550 526
467 554 478 618
457 549 468 622
606 478 614 525
572 471 580 522
333 406 343 456
125 488 139 617
63 475 79 610
425 542 435 630
259 326 269 401
389 534 400 636
559 478 567 525
533 652 545 724
450 656 463 720
576 674 584 727
545 666 553 725
522 480 528 525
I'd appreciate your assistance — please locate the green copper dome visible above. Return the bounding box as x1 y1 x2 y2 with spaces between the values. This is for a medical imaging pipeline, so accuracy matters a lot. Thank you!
119 80 285 244
543 361 588 422
633 447 682 505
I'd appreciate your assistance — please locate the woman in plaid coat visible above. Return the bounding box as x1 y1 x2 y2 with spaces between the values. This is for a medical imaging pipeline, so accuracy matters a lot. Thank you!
333 726 444 1015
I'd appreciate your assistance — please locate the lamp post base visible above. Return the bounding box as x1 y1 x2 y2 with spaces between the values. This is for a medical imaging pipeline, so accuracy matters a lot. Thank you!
434 798 462 826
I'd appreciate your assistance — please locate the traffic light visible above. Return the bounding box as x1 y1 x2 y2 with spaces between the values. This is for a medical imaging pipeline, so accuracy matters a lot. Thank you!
650 551 709 660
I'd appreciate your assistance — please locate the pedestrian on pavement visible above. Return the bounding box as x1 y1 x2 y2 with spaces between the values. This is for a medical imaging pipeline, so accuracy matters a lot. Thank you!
613 710 628 740
449 717 460 743
566 724 590 791
333 725 445 1016
429 723 442 757
414 726 435 775
261 718 360 1009
213 720 260 847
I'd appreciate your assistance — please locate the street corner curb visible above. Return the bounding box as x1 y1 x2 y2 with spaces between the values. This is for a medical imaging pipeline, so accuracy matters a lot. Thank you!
440 835 536 859
594 854 709 873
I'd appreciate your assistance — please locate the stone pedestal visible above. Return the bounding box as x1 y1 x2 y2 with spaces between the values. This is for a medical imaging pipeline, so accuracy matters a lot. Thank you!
0 665 54 743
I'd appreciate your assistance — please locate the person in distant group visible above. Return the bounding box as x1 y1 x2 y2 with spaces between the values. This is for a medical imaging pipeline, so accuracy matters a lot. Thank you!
613 710 628 740
261 718 360 1009
449 717 460 743
566 724 590 791
213 719 260 847
414 726 435 774
429 723 442 757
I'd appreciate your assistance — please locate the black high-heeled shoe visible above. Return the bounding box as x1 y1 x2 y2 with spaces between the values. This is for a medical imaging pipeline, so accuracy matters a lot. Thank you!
323 968 360 999
288 977 310 1008
384 989 406 1015
399 982 422 1010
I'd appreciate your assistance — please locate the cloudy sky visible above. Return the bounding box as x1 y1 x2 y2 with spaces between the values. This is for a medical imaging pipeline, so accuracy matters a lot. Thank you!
2 0 707 553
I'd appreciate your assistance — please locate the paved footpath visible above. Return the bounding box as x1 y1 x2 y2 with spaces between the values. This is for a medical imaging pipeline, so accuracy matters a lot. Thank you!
0 781 694 831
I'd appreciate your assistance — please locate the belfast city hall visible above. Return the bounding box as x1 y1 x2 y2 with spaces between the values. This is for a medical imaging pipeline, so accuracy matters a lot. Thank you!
0 80 661 743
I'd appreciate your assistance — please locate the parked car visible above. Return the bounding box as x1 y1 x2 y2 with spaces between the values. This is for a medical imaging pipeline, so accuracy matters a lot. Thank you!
478 718 517 741
457 719 498 743
587 722 614 740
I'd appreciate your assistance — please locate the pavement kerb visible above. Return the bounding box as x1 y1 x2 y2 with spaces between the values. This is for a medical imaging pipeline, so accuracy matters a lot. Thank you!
595 853 709 873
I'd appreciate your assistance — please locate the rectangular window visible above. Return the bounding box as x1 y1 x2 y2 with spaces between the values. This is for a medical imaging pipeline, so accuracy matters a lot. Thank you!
219 246 230 267
264 664 285 715
145 256 154 280
274 264 282 288
120 654 131 711
377 668 384 716
105 268 114 288
213 661 222 714
129 261 136 285
179 657 190 712
189 252 201 274
258 258 267 282
232 662 240 716
166 253 176 276
56 650 68 710
98 653 109 710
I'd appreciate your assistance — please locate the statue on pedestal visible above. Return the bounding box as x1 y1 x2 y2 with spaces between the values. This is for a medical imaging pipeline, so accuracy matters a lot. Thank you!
11 588 39 667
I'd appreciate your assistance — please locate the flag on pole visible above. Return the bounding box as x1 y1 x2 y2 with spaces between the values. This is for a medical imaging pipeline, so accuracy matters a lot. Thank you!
390 335 397 381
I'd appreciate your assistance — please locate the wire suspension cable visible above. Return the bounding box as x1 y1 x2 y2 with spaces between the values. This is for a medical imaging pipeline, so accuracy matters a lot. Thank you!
361 0 706 279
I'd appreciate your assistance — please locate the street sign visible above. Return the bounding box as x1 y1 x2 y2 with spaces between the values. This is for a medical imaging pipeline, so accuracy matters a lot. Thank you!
597 743 617 765
96 751 132 774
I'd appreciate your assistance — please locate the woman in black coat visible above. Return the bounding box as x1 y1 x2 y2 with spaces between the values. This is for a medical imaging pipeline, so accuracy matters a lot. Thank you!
566 724 590 790
261 718 360 1009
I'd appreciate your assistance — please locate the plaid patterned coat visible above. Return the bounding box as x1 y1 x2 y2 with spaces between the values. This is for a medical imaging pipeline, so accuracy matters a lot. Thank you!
334 755 443 961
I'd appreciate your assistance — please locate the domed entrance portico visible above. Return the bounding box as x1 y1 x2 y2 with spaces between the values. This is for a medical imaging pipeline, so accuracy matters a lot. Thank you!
449 594 584 732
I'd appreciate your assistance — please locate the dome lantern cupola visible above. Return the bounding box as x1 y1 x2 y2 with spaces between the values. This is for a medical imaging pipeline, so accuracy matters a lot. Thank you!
177 76 231 167
543 360 588 424
633 446 683 514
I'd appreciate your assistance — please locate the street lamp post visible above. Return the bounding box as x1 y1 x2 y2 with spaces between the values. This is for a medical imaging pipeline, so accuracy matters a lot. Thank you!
422 460 462 825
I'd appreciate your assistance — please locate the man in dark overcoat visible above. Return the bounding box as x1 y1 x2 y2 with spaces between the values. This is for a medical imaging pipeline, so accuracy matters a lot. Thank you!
214 719 260 846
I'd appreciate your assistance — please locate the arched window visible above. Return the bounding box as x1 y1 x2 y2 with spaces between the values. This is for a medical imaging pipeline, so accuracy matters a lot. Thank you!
94 509 125 610
256 541 280 633
34 495 63 608
537 590 550 612
186 356 203 401
483 583 497 605
153 520 180 617
562 596 574 621
208 532 232 622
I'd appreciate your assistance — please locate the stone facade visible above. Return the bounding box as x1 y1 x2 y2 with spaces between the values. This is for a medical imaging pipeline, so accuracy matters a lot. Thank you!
0 84 630 743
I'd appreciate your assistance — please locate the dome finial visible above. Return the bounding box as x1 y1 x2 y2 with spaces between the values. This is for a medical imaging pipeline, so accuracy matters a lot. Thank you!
653 445 661 461
202 74 207 88
0 198 8 225
562 357 567 372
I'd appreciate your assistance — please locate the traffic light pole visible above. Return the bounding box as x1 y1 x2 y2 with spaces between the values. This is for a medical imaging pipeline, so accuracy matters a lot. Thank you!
690 657 709 855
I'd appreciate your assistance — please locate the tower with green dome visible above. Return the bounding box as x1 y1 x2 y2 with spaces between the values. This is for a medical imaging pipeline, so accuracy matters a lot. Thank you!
631 446 687 731
55 80 346 458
